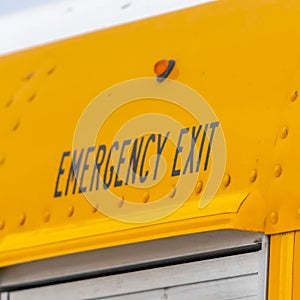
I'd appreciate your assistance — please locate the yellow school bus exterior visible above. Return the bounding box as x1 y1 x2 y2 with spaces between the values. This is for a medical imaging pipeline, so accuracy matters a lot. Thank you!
0 0 299 299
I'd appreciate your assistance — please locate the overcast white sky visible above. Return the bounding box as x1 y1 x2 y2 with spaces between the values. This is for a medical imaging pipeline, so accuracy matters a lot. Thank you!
0 0 63 16
0 0 214 55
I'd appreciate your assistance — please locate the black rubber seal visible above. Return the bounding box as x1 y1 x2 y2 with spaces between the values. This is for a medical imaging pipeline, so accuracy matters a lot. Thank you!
156 59 175 82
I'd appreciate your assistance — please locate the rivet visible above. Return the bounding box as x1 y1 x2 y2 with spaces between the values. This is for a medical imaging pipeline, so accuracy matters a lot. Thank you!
274 164 282 177
67 205 74 217
270 211 278 224
43 210 50 222
195 181 203 194
297 208 300 219
23 71 34 80
0 156 6 167
223 174 231 187
27 93 36 102
118 196 125 208
12 120 20 131
92 202 99 212
143 191 150 203
19 213 26 226
47 67 56 75
0 220 5 230
281 126 288 139
5 98 14 108
249 169 257 183
291 90 298 102
169 185 176 198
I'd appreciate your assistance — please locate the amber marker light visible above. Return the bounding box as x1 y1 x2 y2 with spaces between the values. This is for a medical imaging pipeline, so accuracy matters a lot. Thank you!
154 59 175 82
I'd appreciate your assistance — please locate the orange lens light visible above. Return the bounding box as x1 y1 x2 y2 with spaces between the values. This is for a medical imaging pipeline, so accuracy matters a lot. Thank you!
154 59 169 76
154 59 176 83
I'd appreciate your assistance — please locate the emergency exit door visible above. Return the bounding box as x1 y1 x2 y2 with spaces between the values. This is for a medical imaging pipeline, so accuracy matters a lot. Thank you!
0 230 268 300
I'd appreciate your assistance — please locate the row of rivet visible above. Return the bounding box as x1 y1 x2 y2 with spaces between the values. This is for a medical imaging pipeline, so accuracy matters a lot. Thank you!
0 166 259 231
269 89 297 224
5 67 57 133
0 205 75 231
0 67 58 168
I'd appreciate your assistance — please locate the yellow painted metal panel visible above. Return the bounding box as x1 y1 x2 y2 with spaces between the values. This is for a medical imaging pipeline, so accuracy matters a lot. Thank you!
293 231 300 299
268 233 295 300
1 0 300 265
268 235 281 300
